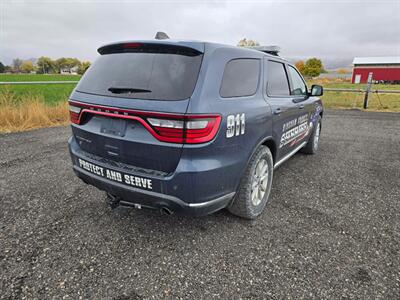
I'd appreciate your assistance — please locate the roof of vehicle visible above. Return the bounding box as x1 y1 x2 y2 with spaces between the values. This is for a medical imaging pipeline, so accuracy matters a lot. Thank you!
97 39 287 61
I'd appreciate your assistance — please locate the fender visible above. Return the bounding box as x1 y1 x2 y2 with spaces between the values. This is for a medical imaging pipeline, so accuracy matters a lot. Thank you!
232 135 277 195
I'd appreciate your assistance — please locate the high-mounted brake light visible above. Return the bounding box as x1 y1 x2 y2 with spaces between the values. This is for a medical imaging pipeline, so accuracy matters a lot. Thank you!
123 42 142 49
68 101 221 144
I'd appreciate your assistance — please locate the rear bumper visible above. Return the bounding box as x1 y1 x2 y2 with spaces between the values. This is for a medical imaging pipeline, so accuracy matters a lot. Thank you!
73 166 233 216
69 136 235 216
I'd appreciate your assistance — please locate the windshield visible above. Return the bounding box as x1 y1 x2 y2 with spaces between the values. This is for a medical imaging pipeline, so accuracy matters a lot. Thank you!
76 52 203 101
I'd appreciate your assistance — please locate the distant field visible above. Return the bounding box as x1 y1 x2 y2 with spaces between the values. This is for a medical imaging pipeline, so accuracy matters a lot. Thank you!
0 74 80 105
0 74 81 82
308 78 400 112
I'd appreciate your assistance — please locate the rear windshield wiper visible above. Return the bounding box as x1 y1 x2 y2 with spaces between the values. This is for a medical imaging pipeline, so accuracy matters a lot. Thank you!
108 87 152 94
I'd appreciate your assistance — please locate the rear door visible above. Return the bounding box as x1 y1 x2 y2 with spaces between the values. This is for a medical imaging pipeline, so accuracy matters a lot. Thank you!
264 59 299 160
69 43 204 174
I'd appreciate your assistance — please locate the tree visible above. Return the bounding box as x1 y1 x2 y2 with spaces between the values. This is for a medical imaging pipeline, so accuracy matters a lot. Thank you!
12 58 23 73
55 57 68 73
295 60 305 74
21 61 35 73
55 57 81 73
0 62 5 73
302 58 324 77
37 56 56 74
237 38 260 47
78 61 91 75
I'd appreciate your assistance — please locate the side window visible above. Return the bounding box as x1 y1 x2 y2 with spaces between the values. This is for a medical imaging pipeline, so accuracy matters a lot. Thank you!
266 61 290 96
288 66 307 96
220 59 260 98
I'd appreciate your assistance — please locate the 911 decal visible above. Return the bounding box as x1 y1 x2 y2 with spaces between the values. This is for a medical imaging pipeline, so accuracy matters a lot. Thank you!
227 113 245 138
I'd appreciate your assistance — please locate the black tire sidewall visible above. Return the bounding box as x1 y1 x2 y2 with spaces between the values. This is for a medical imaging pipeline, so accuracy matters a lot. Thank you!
228 145 274 219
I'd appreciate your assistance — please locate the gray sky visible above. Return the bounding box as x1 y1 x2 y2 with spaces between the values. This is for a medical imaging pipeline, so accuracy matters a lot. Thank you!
1 0 399 68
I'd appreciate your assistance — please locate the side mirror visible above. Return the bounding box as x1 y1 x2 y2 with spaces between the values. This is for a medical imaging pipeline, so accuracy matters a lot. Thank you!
310 85 323 96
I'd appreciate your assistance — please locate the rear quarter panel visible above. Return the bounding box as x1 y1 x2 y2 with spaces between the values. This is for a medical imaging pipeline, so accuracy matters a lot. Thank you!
182 47 274 200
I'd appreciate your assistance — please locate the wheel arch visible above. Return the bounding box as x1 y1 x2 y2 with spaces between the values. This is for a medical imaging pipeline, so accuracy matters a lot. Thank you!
232 135 277 196
262 138 277 164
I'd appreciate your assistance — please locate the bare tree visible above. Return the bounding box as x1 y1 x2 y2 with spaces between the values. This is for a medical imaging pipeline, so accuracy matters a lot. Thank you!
12 58 23 73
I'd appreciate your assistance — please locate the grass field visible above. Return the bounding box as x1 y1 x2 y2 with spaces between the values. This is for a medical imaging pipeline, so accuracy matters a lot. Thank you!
0 74 80 105
0 74 399 133
308 78 400 111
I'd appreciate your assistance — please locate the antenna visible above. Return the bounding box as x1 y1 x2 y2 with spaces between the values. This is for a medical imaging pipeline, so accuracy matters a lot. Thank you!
155 32 170 40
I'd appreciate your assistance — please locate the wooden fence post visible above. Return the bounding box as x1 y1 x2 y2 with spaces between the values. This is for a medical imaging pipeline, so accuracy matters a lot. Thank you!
363 72 373 109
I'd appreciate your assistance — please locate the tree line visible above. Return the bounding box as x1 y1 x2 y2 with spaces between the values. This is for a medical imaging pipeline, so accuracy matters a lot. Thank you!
0 57 91 75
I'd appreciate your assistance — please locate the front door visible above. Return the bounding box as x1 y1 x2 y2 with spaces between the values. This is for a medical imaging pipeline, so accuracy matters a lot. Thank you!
264 59 300 161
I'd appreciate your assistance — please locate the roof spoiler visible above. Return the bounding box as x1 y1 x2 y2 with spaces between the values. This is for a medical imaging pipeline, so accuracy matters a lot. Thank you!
247 45 281 56
97 41 203 56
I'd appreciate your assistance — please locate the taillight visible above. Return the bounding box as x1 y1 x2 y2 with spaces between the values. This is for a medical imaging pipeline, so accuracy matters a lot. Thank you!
147 116 221 144
184 116 221 144
68 101 221 144
69 104 81 124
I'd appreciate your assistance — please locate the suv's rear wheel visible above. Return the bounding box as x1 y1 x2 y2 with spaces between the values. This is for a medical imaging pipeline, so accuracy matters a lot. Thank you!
228 145 273 219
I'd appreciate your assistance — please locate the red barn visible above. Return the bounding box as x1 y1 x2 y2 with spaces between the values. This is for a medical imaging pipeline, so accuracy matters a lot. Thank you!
352 57 400 84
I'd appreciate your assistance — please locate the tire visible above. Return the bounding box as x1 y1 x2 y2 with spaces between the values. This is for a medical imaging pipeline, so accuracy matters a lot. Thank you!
301 115 321 154
228 145 274 219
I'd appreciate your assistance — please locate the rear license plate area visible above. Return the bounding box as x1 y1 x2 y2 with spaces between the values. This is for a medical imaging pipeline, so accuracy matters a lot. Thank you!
100 118 127 137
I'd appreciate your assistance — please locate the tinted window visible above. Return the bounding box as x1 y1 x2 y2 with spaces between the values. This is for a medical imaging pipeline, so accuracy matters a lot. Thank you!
288 66 307 96
76 52 202 101
220 59 260 98
266 61 290 96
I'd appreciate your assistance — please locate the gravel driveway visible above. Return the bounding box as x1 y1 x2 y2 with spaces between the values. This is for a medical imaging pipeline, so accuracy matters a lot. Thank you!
0 110 399 299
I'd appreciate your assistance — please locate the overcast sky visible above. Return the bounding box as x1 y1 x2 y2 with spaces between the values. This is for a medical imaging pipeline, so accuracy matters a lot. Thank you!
1 0 399 67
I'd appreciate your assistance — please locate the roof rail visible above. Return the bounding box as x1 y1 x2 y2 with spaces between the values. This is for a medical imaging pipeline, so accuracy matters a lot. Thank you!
247 45 281 56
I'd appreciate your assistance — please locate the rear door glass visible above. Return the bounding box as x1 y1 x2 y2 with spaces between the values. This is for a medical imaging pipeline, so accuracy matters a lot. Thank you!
220 59 260 98
76 52 203 100
266 61 290 96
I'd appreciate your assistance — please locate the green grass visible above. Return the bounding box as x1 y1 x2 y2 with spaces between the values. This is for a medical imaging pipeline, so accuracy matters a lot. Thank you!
308 79 400 112
0 74 80 105
0 73 81 82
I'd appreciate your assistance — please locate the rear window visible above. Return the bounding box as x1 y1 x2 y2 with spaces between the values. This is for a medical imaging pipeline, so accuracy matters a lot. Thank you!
76 52 203 101
220 59 260 98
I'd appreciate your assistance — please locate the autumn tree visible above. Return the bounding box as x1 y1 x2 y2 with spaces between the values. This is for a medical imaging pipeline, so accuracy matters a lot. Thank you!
21 61 35 73
237 38 260 47
295 60 305 74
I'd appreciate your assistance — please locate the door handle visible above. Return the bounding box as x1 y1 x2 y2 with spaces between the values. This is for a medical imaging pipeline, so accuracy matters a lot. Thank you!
273 108 282 115
298 104 305 109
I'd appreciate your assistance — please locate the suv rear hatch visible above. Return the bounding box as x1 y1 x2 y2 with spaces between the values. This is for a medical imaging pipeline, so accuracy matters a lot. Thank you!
69 41 213 174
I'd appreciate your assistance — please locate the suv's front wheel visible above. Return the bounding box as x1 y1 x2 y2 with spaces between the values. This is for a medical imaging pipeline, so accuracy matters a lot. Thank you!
228 145 274 219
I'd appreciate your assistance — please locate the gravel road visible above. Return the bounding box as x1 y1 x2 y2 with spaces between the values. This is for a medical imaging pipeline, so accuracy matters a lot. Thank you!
1 110 399 299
